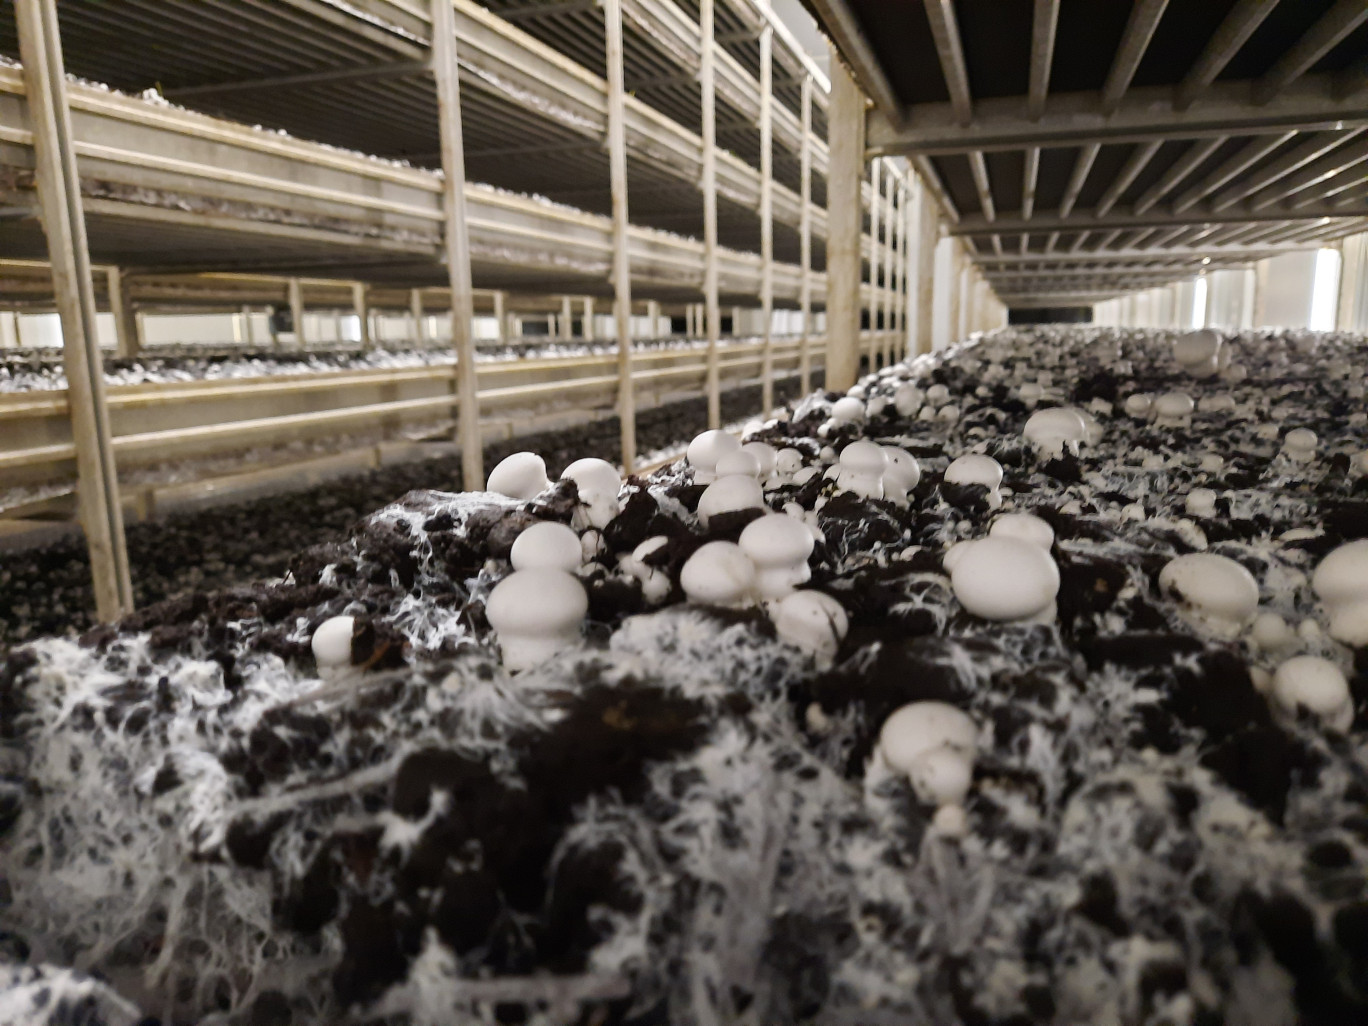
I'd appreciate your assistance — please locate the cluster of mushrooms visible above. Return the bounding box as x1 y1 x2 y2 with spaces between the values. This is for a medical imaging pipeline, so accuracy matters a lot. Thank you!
307 326 1368 838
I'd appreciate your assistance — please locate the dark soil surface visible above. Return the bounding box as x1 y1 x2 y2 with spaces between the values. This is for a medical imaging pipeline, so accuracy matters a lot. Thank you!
0 377 801 652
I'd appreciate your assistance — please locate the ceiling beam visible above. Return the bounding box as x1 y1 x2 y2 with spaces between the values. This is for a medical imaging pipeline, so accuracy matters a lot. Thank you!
1021 146 1040 220
1059 143 1100 218
1175 0 1279 111
922 0 973 126
1172 131 1295 212
968 151 995 221
1133 136 1226 213
1249 134 1368 209
1254 0 1368 105
1095 140 1161 217
867 76 1368 155
949 204 1362 236
1101 0 1169 114
1027 0 1059 121
976 244 1297 265
803 0 902 118
1210 128 1365 211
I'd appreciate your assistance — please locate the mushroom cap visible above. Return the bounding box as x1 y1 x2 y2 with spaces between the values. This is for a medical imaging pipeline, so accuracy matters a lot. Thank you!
908 746 975 808
839 440 889 476
1154 392 1195 419
510 521 583 572
1313 540 1368 606
1283 428 1318 454
774 448 805 475
950 537 1060 621
830 396 867 424
1271 655 1353 732
894 383 923 416
715 449 764 478
680 541 758 605
1124 394 1154 417
944 453 1004 490
487 451 552 500
686 430 741 477
881 446 922 494
311 615 355 668
1175 329 1222 369
486 567 588 634
989 513 1055 550
772 590 848 664
742 441 778 477
696 474 765 525
1023 407 1089 454
561 457 621 497
738 512 815 569
1184 488 1218 517
879 701 977 776
1158 553 1259 637
926 384 951 404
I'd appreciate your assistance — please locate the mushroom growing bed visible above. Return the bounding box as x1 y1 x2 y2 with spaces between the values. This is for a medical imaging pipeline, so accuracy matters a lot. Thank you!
2 326 1368 1026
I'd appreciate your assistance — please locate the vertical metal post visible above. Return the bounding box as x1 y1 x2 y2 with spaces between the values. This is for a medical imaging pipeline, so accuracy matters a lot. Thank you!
493 290 506 343
107 267 138 359
917 187 938 355
352 283 371 348
798 75 812 394
560 295 573 340
433 0 482 488
288 277 305 348
605 0 637 471
410 287 425 346
242 305 256 346
15 0 132 620
827 44 864 391
904 180 918 358
884 180 899 367
701 0 721 428
584 296 596 341
868 158 881 370
758 1 774 416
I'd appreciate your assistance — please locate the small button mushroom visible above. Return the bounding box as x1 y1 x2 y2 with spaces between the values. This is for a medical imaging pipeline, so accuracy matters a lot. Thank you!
619 535 671 604
738 512 814 599
1312 540 1368 646
560 458 622 529
1250 612 1298 655
1124 394 1154 419
680 541 757 607
1174 328 1223 378
944 453 1005 509
687 430 741 484
772 590 848 668
487 451 551 500
835 441 888 499
510 521 582 573
1197 453 1224 473
311 615 355 680
1270 655 1353 733
1184 488 1218 518
1197 394 1236 414
881 446 922 499
485 568 588 672
949 537 1060 623
715 448 763 479
1282 428 1318 461
878 701 978 809
894 383 923 417
1023 407 1090 458
1018 382 1044 407
1153 392 1195 427
989 512 1054 550
830 396 866 425
742 441 778 479
1158 553 1259 639
925 383 951 405
774 447 805 476
696 474 765 526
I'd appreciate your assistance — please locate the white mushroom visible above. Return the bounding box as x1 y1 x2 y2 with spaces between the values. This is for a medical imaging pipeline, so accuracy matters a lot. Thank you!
311 615 355 680
881 446 922 499
944 453 1005 509
1270 655 1354 732
687 430 741 484
1124 394 1154 419
696 474 765 526
948 537 1060 623
1281 428 1318 461
715 449 763 479
830 396 867 425
1153 392 1195 427
1249 611 1298 655
772 590 848 668
989 512 1054 550
1312 540 1368 646
879 701 978 809
485 568 588 672
1174 328 1223 378
560 458 622 529
836 441 888 499
742 441 778 479
1023 407 1090 458
487 451 552 500
894 383 923 417
679 541 757 607
738 512 814 599
1158 553 1259 639
618 535 672 604
1184 488 1218 518
510 521 582 573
